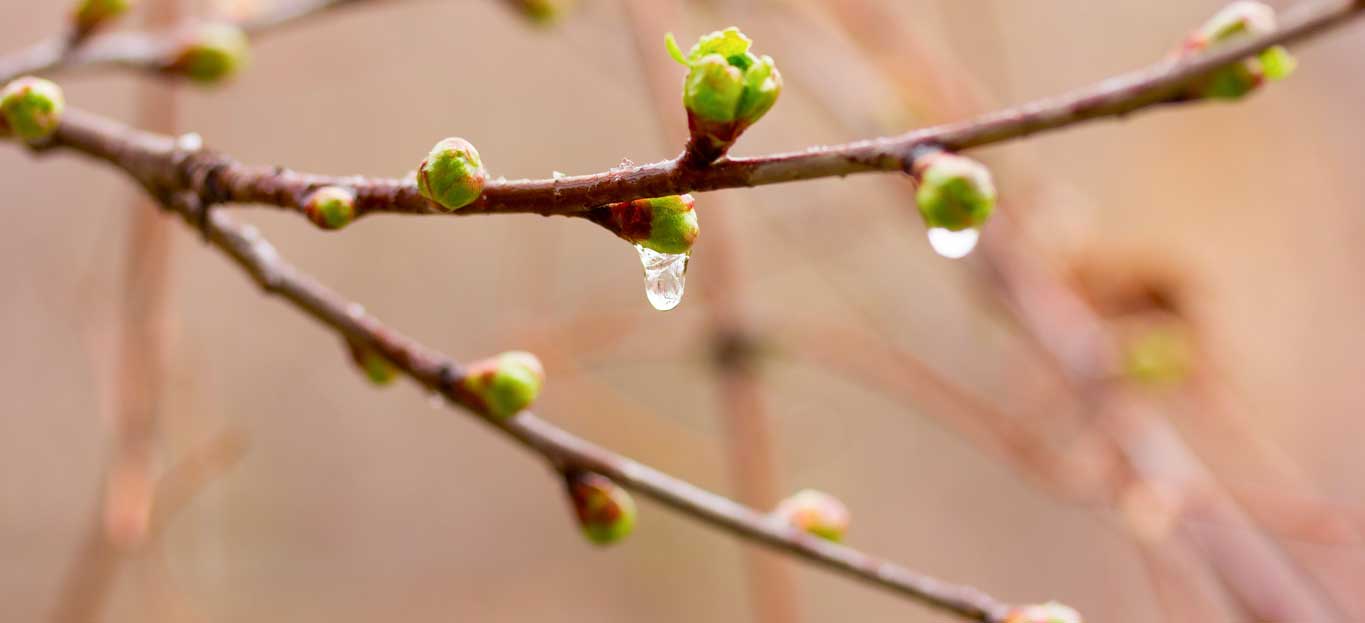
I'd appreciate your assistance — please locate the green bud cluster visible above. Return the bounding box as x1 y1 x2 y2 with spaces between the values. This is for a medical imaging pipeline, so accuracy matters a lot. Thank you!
0 77 65 144
564 470 636 545
460 351 544 419
1180 1 1295 100
417 137 487 211
597 194 699 255
913 152 997 232
304 186 357 230
773 489 849 542
73 0 133 34
666 28 782 162
1005 602 1083 623
169 23 251 84
347 340 398 386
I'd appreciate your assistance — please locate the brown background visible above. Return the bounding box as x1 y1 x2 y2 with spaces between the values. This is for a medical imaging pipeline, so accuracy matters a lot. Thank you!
2 1 1364 622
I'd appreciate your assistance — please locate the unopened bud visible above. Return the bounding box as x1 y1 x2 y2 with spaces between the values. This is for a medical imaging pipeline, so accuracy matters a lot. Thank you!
1179 1 1295 100
913 152 996 232
593 194 699 254
304 186 356 230
564 470 636 545
417 137 487 212
460 351 544 419
168 23 250 84
347 340 397 386
0 77 65 144
773 489 849 542
73 0 133 36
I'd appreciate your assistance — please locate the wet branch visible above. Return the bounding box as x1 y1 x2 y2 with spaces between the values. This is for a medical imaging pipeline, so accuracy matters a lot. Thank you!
57 178 1018 621
15 0 1363 235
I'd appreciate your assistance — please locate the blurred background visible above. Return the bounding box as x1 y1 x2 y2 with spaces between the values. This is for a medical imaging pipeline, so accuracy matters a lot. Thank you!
3 0 1365 622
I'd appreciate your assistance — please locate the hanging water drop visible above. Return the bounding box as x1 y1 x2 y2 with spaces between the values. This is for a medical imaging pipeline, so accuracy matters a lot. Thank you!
926 227 980 259
636 244 689 311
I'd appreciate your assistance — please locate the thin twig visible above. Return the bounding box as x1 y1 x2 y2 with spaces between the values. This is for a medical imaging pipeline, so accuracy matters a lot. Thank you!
0 0 400 84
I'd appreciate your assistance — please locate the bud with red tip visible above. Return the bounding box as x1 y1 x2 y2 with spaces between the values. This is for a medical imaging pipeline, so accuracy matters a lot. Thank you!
564 469 636 545
304 186 356 230
347 340 397 386
460 351 544 419
592 194 700 254
1178 1 1296 100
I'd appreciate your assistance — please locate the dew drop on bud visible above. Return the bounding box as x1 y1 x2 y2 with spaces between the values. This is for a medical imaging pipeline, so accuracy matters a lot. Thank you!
926 227 980 259
636 244 689 311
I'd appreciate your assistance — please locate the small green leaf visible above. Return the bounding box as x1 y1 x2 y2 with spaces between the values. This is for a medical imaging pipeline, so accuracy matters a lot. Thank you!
688 27 751 62
664 32 689 66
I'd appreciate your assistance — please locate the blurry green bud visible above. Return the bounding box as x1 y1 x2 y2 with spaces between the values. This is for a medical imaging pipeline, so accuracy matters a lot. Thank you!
304 186 356 230
564 470 636 545
1181 2 1294 100
509 0 575 25
0 77 65 144
773 489 849 542
417 137 487 212
73 0 132 34
169 23 250 83
1122 325 1193 387
913 152 996 232
596 194 699 254
666 28 782 162
461 351 544 419
347 340 398 386
1005 602 1083 623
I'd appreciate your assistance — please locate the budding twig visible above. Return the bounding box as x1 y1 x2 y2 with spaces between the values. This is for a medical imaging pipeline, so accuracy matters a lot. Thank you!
19 0 1364 233
72 178 1018 621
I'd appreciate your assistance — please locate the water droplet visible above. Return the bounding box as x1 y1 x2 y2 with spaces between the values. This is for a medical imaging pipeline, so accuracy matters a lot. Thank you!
926 227 980 259
552 170 566 179
346 303 366 320
636 245 689 311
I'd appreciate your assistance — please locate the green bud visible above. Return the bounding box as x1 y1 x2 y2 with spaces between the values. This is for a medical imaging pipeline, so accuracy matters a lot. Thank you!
1005 602 1083 623
667 28 782 161
304 186 356 230
170 23 250 84
509 0 575 25
773 489 849 542
460 351 544 419
1123 325 1193 387
0 77 65 144
913 152 996 232
1181 2 1295 100
596 194 699 254
73 0 132 34
417 137 487 212
564 470 636 545
347 340 398 386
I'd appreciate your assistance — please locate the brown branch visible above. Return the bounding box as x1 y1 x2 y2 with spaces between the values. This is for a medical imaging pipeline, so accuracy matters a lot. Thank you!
14 162 1019 620
16 0 1362 236
0 0 399 85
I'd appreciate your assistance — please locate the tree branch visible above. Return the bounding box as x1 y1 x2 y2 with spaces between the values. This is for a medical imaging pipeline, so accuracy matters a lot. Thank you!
51 182 1017 621
20 0 1363 234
